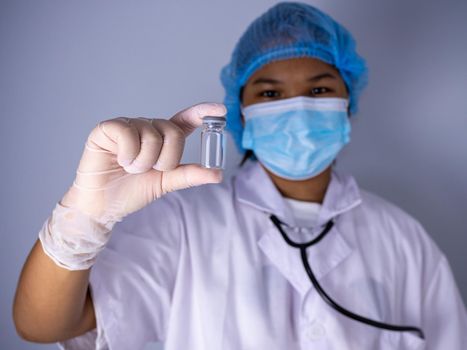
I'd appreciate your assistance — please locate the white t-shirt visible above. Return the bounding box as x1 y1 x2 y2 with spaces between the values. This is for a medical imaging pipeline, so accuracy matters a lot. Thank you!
284 197 321 227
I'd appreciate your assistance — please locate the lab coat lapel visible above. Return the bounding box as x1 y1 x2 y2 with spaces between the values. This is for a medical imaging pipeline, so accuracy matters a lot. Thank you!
257 222 353 296
235 160 291 222
316 168 363 227
235 161 361 296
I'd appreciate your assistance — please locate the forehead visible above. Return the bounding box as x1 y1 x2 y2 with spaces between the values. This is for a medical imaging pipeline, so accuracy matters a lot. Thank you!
246 57 340 83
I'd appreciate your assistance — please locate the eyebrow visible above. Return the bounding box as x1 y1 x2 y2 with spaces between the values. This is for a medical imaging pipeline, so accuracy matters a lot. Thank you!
307 72 337 82
251 72 337 85
251 78 283 85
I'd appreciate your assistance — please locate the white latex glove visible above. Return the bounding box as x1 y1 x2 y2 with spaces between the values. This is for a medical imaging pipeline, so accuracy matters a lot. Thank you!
39 102 226 270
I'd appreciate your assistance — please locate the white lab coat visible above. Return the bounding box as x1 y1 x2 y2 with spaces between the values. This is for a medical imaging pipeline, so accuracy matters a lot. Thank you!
60 161 467 350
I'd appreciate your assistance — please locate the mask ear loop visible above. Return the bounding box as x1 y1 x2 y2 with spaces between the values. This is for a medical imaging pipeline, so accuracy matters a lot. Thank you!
269 214 425 340
238 86 253 167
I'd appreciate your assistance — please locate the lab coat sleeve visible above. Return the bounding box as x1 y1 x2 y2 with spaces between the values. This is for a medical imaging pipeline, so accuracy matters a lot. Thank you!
422 255 467 349
58 195 184 350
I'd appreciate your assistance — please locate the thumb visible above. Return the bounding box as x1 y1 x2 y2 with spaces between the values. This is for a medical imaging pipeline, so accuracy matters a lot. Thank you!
161 164 223 194
170 102 227 137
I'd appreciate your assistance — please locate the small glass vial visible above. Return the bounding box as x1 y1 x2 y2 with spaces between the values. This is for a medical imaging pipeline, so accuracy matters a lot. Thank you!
201 116 226 169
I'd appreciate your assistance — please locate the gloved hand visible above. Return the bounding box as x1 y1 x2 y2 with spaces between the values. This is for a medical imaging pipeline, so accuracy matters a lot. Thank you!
39 102 226 270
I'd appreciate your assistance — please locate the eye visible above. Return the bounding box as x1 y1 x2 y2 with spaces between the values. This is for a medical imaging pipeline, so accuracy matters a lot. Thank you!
310 87 331 96
259 90 280 98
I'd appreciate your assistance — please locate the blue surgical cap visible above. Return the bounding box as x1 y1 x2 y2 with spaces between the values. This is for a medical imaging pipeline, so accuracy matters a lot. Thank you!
220 2 369 153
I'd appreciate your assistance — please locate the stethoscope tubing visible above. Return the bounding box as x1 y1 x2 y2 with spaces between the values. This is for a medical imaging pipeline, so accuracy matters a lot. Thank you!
269 214 425 340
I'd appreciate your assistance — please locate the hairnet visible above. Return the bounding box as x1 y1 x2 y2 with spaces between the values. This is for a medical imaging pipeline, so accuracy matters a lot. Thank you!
220 2 368 152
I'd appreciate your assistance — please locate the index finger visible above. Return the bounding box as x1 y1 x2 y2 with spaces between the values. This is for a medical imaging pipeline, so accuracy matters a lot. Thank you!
169 102 227 136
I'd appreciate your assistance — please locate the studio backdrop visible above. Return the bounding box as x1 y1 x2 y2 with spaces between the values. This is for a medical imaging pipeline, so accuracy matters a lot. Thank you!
1 0 466 349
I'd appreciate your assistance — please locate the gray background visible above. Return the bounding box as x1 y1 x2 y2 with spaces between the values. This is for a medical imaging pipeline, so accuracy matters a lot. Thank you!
1 0 466 349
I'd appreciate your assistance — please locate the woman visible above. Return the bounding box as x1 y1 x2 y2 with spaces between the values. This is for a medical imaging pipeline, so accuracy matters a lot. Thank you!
13 2 466 349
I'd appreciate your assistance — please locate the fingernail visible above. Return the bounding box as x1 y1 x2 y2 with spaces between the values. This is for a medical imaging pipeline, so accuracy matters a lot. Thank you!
124 163 145 174
210 169 223 183
119 158 133 167
211 103 227 114
153 160 163 171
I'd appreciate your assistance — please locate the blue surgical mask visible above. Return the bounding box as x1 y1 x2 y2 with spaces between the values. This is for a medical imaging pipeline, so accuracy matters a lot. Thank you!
241 96 351 180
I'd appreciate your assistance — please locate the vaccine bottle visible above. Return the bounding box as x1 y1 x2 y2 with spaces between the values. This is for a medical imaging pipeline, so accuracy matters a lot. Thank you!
201 116 226 169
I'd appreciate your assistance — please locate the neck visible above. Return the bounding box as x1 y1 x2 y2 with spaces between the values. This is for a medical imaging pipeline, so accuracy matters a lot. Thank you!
261 164 332 204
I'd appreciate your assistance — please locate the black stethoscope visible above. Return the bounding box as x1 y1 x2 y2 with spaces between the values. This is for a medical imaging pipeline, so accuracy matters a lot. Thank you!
269 214 425 340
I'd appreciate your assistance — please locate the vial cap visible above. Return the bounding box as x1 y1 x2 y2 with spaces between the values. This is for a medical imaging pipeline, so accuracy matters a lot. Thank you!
202 116 226 125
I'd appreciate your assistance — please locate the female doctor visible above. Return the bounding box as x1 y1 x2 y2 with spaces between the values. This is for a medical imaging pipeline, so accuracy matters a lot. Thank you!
13 2 467 349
